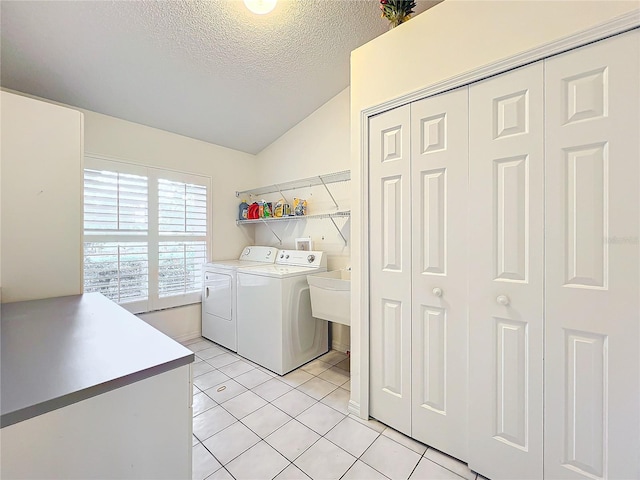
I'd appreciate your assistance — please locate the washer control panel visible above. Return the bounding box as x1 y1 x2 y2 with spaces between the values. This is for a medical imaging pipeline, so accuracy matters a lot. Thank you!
276 250 325 268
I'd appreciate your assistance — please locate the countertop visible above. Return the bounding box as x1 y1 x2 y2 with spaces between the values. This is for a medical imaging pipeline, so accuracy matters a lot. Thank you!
1 293 194 428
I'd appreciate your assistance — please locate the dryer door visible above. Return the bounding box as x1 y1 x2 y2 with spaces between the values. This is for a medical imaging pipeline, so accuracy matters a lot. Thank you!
203 271 232 320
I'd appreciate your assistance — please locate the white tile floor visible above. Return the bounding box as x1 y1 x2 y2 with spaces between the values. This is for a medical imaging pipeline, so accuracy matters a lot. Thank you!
186 337 483 480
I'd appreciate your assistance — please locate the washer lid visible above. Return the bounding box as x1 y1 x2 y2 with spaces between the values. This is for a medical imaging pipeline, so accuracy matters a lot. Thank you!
204 259 275 271
204 245 278 270
238 264 327 278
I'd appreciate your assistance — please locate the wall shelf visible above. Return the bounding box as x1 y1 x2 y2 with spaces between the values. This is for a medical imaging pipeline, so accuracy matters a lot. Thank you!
236 171 350 245
236 170 350 200
236 210 350 225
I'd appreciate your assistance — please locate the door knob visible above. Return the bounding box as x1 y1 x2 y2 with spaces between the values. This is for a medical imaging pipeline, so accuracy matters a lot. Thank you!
432 287 443 297
496 295 510 306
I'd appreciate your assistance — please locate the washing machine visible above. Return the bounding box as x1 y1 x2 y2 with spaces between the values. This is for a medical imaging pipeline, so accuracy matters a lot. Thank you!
202 246 278 351
236 249 328 375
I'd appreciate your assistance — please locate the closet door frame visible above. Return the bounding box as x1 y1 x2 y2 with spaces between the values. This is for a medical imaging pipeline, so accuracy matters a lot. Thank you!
355 15 640 422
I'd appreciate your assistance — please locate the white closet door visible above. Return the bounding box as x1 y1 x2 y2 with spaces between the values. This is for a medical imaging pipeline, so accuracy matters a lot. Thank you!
410 87 469 461
369 104 413 434
544 29 640 480
468 62 544 479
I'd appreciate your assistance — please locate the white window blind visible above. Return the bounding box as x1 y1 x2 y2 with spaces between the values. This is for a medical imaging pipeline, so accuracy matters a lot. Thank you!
158 180 207 234
159 241 207 297
83 156 211 313
84 242 149 303
158 179 208 300
84 169 148 233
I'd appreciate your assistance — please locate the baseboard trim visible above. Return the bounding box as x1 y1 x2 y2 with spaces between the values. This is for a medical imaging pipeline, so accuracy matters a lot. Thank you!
348 399 362 418
331 340 350 353
174 331 201 344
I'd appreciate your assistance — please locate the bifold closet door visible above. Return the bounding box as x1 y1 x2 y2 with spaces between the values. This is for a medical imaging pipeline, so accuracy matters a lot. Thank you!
410 87 469 461
468 62 544 479
544 29 640 480
369 104 412 435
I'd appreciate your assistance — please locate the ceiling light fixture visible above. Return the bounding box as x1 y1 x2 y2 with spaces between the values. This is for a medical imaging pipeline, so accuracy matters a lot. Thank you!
244 0 277 15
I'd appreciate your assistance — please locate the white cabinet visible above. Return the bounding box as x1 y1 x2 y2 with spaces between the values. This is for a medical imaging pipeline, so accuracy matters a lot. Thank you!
0 91 83 302
367 28 639 480
0 294 194 479
1 366 192 479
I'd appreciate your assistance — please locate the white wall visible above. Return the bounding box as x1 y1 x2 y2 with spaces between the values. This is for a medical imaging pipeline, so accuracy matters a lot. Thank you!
254 87 352 351
256 87 350 185
349 0 640 415
81 109 258 341
1 91 83 303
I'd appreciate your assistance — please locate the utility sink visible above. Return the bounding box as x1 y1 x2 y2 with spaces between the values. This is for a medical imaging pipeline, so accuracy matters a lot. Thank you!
307 270 351 326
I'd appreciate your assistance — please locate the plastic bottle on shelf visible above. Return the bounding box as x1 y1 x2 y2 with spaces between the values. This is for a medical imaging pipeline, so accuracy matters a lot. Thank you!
247 203 259 219
274 199 284 217
238 199 249 220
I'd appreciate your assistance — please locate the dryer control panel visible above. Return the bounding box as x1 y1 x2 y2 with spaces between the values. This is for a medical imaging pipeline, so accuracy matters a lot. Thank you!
240 245 278 262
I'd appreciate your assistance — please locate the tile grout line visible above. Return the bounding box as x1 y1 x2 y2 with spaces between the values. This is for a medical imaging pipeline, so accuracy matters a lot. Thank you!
199 360 348 425
205 391 341 477
194 357 351 476
225 383 352 475
191 339 387 479
193 339 472 480
259 371 373 479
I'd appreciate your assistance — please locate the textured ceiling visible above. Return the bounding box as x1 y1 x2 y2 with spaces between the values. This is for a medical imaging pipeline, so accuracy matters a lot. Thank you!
1 0 440 155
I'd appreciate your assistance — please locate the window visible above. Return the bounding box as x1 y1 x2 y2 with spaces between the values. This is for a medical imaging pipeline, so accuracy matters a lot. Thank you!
83 156 210 313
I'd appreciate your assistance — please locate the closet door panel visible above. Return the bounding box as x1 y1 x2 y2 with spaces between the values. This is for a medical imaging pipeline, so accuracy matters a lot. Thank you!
410 87 469 461
369 105 413 435
468 62 544 480
545 29 640 480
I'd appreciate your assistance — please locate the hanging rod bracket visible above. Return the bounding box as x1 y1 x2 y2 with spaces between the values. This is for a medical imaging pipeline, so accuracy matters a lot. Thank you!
329 215 347 246
319 176 340 210
260 218 282 245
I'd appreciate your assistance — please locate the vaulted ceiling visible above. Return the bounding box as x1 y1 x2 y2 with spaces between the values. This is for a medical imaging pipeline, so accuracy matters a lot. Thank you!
1 0 440 154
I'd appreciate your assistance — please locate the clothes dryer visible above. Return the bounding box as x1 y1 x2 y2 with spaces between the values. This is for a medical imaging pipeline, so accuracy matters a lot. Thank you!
202 246 278 351
236 250 328 375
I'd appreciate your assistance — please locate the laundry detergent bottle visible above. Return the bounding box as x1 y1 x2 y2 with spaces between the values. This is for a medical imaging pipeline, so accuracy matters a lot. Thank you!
238 199 249 220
